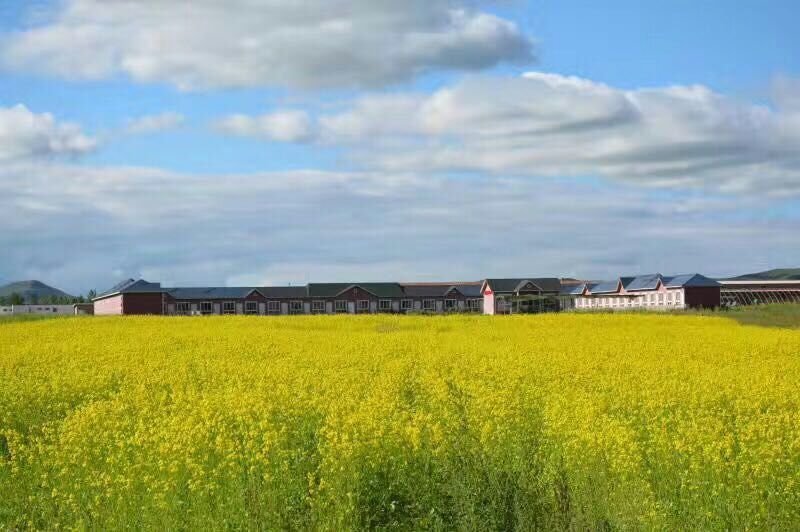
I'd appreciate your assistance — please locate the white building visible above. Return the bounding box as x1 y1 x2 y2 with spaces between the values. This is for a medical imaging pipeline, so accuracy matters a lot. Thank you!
0 305 76 316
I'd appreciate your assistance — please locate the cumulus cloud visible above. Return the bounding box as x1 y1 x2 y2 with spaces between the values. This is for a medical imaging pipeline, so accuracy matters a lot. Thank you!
1 0 533 90
124 111 185 135
229 72 799 195
0 104 95 161
0 161 797 294
214 110 313 142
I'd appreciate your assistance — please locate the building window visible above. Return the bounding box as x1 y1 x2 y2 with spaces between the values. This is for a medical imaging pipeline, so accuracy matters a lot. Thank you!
267 301 281 314
245 301 258 315
379 300 392 312
223 301 236 315
357 300 369 312
176 302 190 315
445 299 457 311
422 299 435 311
676 292 682 303
290 301 304 314
312 300 325 314
335 300 347 313
467 299 482 311
200 302 213 315
658 294 664 304
400 299 413 311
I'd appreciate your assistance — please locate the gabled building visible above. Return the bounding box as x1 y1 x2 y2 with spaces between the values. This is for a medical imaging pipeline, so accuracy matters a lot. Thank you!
400 282 484 313
480 278 563 315
93 279 164 315
572 273 720 310
307 283 406 314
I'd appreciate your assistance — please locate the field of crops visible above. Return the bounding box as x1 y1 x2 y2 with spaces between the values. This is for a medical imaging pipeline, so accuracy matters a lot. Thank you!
1 313 799 529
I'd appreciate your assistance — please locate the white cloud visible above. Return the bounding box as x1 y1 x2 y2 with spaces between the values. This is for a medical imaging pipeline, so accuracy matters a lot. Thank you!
243 72 800 195
214 110 313 142
1 0 533 90
124 111 185 135
0 161 797 294
0 104 95 161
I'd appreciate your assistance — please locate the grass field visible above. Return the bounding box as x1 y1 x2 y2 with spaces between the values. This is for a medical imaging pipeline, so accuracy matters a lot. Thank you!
2 310 800 529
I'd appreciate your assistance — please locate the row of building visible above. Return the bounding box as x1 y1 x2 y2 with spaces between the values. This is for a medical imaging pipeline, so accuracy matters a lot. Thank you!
0 304 93 316
92 273 723 316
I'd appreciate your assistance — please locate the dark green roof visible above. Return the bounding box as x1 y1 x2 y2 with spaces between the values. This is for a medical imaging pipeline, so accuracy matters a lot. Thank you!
484 278 562 293
308 283 406 298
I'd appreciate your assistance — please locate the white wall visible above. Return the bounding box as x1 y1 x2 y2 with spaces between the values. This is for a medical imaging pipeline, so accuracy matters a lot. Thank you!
7 305 74 316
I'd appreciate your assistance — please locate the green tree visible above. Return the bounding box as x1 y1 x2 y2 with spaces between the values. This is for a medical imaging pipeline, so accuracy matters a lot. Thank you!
87 289 97 301
9 293 24 305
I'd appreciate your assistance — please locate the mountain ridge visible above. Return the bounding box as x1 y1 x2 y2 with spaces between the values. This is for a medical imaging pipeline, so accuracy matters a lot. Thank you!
0 280 75 302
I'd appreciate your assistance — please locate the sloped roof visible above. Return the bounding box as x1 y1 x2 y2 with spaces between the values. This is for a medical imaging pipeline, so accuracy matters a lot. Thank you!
561 283 587 295
448 284 483 298
308 283 406 298
400 283 482 298
401 284 450 297
588 280 619 294
625 273 663 291
484 278 562 293
167 287 262 300
663 274 721 288
260 286 309 299
96 279 163 299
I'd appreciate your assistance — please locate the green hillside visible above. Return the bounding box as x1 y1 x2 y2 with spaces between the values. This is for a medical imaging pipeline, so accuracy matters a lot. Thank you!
732 268 800 281
0 280 74 303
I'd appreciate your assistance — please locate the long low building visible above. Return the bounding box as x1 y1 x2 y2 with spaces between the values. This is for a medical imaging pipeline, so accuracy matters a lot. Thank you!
0 304 78 316
93 274 723 316
567 273 721 311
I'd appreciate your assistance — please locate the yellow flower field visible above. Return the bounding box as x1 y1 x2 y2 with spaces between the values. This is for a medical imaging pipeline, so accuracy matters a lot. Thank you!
1 313 799 529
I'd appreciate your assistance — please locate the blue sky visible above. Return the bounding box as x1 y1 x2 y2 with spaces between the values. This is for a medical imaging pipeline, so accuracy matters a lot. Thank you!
0 1 798 294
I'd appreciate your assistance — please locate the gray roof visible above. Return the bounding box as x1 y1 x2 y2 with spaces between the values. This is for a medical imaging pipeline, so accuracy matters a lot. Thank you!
97 278 163 299
402 283 483 298
401 284 450 297
167 287 262 300
448 284 483 298
308 283 405 298
484 278 562 294
625 273 663 291
260 286 309 299
589 280 620 294
663 274 720 288
584 273 721 295
561 283 587 295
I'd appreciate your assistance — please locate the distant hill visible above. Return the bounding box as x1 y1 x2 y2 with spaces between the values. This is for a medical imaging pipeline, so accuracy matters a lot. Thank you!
730 268 800 281
0 280 75 302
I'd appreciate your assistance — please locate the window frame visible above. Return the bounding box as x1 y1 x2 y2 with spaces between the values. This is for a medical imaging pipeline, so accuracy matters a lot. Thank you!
444 298 457 311
290 300 304 314
176 302 191 315
200 301 213 315
357 300 370 312
312 300 326 314
378 299 392 312
267 301 281 314
245 301 258 315
335 300 347 313
400 299 413 311
222 301 236 315
422 299 436 311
